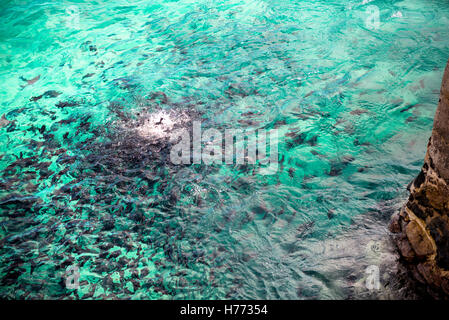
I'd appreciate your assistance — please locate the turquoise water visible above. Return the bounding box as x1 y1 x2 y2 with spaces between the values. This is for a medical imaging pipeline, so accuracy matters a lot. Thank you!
1 0 449 299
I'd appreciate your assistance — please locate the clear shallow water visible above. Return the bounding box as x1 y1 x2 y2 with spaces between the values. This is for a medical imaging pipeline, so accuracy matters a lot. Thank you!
0 0 448 299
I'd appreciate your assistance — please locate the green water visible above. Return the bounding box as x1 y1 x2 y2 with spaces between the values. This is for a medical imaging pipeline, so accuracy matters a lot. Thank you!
1 0 449 299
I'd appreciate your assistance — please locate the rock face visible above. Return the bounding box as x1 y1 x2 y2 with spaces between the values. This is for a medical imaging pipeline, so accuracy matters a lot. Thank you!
391 59 449 297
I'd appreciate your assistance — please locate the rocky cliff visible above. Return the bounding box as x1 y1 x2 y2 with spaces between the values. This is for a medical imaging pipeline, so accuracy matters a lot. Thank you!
391 59 449 298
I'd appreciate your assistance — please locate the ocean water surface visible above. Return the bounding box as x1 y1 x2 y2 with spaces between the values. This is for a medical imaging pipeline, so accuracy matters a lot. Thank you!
1 0 449 299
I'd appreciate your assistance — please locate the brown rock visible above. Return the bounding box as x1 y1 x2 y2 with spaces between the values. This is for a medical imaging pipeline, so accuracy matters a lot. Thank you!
389 212 401 233
393 58 449 297
441 275 449 295
429 61 449 182
405 220 435 258
411 265 427 284
417 261 441 288
397 235 415 261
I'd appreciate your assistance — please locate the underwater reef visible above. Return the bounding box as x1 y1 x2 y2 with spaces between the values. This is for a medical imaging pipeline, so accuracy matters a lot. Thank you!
391 59 449 298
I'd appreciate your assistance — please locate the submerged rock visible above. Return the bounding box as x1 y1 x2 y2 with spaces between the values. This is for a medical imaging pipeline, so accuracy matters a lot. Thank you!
391 59 449 298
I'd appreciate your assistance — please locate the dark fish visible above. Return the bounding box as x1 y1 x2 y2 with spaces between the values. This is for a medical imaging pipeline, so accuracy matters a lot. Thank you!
296 221 315 238
406 116 417 123
149 91 168 104
6 120 16 132
0 180 15 190
273 119 287 128
0 194 40 211
30 94 43 102
8 155 38 169
20 75 40 88
43 90 61 98
78 120 91 131
58 118 77 125
241 111 258 117
252 205 269 217
357 166 370 173
280 154 285 164
113 77 134 90
82 73 95 80
102 219 115 231
225 84 257 98
237 119 260 126
35 161 51 170
353 138 371 147
304 90 315 97
288 167 295 178
286 132 306 149
56 101 78 108
58 154 77 164
53 148 67 156
285 130 299 138
6 107 26 118
400 103 421 113
328 164 343 176
38 169 54 179
350 109 368 115
307 135 318 146
0 114 10 128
